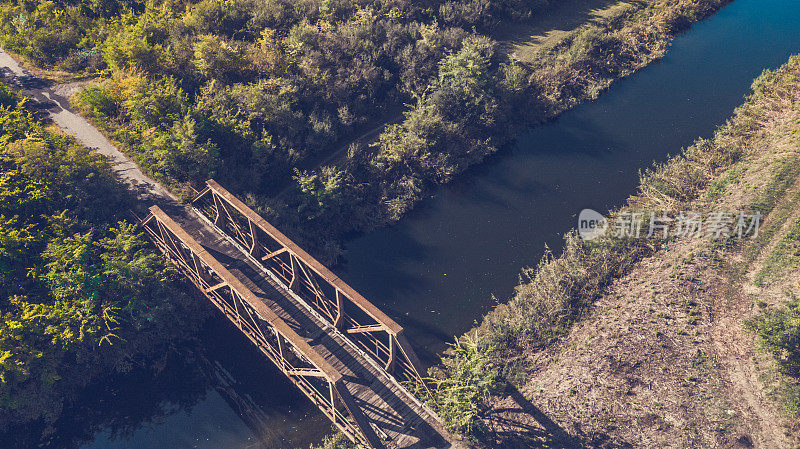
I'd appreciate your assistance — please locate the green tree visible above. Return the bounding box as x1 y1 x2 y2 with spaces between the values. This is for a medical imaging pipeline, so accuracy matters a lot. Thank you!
103 6 179 74
0 82 197 426
193 33 245 81
110 71 188 130
294 166 351 221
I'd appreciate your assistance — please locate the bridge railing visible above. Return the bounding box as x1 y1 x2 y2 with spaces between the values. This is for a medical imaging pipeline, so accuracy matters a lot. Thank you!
191 180 429 391
139 206 386 449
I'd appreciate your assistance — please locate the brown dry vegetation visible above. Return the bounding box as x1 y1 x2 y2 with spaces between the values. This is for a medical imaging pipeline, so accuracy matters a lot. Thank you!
429 55 800 448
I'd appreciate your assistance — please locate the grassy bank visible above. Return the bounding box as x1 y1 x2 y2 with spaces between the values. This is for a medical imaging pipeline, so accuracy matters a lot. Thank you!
269 0 732 260
0 83 203 437
424 54 800 446
0 0 729 261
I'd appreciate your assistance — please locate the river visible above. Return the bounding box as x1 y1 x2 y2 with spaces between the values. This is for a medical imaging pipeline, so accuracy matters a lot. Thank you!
64 0 800 447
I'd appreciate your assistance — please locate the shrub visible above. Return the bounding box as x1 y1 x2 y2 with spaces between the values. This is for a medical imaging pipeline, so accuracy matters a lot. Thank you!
310 431 356 449
109 72 188 130
415 333 503 438
193 34 245 81
75 86 118 118
137 116 219 185
746 299 800 415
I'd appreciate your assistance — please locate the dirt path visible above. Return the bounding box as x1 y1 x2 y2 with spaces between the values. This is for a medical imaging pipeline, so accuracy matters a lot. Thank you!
710 178 800 448
0 48 177 207
709 292 788 448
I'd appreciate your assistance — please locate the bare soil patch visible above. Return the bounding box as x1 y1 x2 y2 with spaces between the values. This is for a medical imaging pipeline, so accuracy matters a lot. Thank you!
493 0 647 62
478 58 800 448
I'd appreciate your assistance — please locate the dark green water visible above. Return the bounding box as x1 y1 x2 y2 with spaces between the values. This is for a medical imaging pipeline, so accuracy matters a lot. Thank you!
22 0 799 447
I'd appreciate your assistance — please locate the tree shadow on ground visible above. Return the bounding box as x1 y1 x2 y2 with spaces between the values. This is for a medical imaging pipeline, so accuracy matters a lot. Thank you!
480 384 632 449
492 0 649 61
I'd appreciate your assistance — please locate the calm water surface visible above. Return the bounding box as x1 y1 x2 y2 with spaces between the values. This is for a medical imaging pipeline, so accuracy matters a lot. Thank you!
67 0 800 447
341 0 800 359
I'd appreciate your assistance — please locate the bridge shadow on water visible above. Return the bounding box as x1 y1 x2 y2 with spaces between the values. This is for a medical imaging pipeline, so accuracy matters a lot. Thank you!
200 236 453 447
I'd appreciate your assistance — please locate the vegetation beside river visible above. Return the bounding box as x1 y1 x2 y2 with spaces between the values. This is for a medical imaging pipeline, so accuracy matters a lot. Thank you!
0 0 730 261
0 83 201 436
275 0 733 260
311 432 356 449
427 55 800 447
0 0 745 445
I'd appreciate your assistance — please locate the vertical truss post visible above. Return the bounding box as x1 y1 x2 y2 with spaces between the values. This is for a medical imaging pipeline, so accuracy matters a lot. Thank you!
212 191 222 225
334 289 345 331
289 254 298 290
248 218 259 257
386 336 396 374
276 332 286 372
329 381 345 425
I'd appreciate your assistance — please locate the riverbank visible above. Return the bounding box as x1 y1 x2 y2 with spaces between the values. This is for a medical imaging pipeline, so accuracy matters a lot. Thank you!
428 54 800 447
8 0 731 262
269 0 733 261
0 80 205 444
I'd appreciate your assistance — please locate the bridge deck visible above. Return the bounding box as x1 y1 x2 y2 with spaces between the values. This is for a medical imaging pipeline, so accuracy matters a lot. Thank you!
164 205 452 449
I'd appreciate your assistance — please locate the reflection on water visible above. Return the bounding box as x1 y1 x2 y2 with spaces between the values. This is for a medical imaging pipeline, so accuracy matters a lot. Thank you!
11 0 800 447
339 0 800 360
3 315 330 449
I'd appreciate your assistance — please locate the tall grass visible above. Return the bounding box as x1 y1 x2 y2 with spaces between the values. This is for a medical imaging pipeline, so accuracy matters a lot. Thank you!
746 298 800 416
426 54 800 440
412 333 503 439
310 432 356 449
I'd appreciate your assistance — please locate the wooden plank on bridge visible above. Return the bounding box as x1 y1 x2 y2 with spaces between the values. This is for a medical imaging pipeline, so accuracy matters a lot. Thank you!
147 206 341 383
141 198 462 449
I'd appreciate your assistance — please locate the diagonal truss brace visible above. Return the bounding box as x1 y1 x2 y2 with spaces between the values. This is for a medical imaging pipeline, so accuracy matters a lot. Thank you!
139 206 385 449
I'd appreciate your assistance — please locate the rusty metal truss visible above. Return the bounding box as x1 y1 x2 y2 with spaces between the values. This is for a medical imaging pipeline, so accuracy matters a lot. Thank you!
139 206 386 448
191 180 429 390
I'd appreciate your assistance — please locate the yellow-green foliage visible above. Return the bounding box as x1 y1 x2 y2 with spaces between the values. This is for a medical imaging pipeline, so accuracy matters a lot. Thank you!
416 333 503 438
310 431 356 449
0 83 196 425
1 0 732 260
102 5 181 74
73 72 218 188
754 218 800 287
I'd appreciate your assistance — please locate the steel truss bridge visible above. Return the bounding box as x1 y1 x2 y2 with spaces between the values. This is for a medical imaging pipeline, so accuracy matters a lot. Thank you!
138 179 460 449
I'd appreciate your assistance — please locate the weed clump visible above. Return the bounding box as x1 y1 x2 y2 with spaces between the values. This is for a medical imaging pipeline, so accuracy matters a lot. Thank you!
747 299 800 416
310 431 356 449
412 333 503 440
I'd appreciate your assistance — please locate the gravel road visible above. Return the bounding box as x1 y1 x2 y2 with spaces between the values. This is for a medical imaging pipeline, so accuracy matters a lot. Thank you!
0 48 178 209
